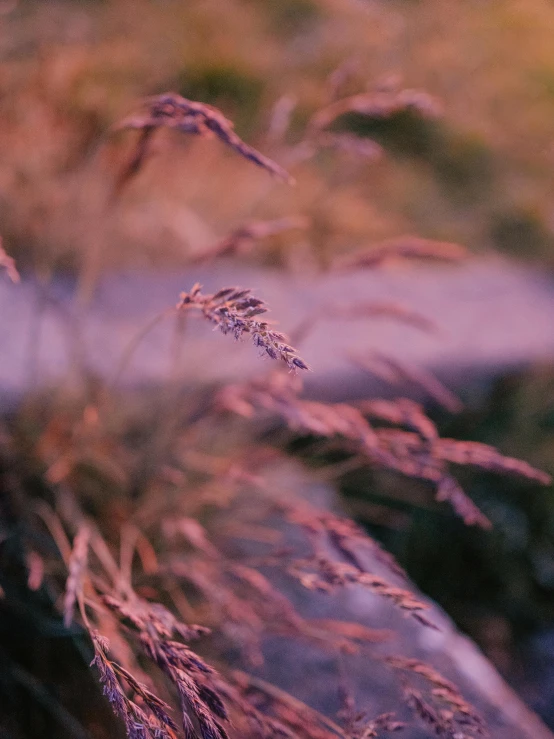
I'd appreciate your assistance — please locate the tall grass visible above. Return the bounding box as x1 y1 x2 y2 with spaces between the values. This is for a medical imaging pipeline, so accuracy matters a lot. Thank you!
0 78 551 738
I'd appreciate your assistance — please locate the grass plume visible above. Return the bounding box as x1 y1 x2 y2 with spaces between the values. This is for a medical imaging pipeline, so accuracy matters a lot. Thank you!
178 284 309 371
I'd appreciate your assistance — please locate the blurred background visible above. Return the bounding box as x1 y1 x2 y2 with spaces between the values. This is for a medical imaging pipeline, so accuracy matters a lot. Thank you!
4 0 554 274
2 0 554 730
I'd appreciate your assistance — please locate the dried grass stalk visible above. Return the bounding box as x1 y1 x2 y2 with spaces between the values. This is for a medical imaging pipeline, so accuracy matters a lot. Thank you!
192 216 309 264
352 352 463 414
304 618 392 645
266 93 297 145
26 550 45 591
219 373 550 529
63 522 91 627
355 712 404 738
91 630 178 739
325 57 362 102
288 556 437 630
101 592 231 739
308 87 441 133
435 475 492 529
315 132 383 160
113 92 294 191
436 438 552 483
334 236 467 271
0 237 20 283
388 657 486 737
178 285 309 371
232 670 345 739
288 133 383 166
374 429 552 486
271 500 435 628
282 502 407 578
358 399 438 442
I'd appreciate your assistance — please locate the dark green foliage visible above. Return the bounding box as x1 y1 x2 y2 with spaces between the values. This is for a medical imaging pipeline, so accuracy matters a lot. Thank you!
177 65 265 134
248 0 322 38
337 111 495 200
490 208 554 258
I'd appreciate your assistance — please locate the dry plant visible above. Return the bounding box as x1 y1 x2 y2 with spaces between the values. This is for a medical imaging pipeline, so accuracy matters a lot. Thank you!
217 371 550 530
190 216 309 264
332 237 467 272
0 236 19 283
350 353 464 415
1 88 551 739
177 284 309 372
113 92 295 194
305 86 442 136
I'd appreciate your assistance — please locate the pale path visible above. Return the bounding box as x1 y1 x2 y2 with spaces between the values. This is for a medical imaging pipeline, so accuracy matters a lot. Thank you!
1 255 554 408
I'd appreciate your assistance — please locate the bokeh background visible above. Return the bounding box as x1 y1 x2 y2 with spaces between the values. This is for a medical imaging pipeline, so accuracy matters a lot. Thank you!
4 0 554 274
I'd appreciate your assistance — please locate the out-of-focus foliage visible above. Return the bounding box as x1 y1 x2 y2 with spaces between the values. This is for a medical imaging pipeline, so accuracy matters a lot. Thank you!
3 0 554 273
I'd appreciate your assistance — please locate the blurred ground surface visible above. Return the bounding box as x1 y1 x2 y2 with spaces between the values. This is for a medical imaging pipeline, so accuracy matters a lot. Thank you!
2 257 554 408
